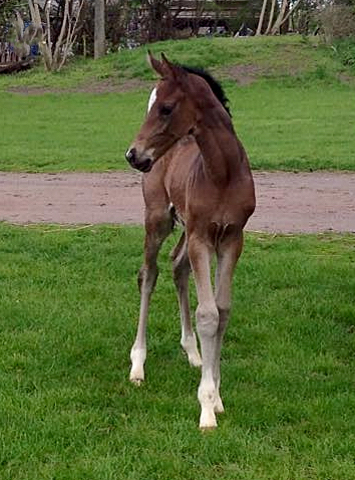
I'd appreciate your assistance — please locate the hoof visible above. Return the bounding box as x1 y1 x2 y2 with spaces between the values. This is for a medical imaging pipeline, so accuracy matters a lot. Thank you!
181 334 202 368
214 396 225 414
200 425 217 432
130 377 143 386
199 409 217 430
129 366 144 385
188 352 202 368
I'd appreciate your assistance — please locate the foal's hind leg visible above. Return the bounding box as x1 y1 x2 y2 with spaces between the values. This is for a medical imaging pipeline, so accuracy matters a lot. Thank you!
171 232 202 367
213 232 244 413
130 209 173 384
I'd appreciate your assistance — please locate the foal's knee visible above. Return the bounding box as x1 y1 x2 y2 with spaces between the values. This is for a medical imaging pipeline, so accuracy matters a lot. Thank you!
217 306 230 331
196 304 219 337
137 264 158 293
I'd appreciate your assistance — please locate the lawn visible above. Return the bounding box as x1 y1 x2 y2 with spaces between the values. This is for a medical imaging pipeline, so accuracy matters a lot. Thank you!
0 91 147 171
1 80 354 172
0 224 354 479
0 35 355 172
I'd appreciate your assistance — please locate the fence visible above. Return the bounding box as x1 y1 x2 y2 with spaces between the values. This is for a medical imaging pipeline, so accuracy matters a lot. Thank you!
0 42 19 65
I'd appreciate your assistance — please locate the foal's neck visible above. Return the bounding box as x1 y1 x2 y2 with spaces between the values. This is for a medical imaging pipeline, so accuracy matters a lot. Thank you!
194 105 245 186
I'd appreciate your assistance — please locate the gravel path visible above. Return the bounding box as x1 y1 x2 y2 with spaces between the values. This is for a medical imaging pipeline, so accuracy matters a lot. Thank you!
0 171 354 233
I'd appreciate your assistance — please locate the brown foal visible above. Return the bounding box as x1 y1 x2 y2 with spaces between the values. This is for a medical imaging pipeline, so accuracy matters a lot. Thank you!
125 52 255 429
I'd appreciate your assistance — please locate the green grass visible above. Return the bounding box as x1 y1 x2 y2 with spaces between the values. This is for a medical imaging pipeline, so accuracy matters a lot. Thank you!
0 35 350 90
0 91 147 171
228 80 355 171
0 224 355 479
1 80 354 172
0 35 355 172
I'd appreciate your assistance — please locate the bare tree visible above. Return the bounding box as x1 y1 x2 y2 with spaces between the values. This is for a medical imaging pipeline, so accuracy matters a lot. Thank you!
264 0 277 34
255 0 304 35
138 0 185 42
256 0 269 35
190 0 207 36
0 0 22 41
27 0 85 71
94 0 105 58
12 10 40 59
270 0 307 34
270 0 287 33
319 3 355 43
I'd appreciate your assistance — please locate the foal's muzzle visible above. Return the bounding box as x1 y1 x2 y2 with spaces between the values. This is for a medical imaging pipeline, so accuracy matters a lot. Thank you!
125 147 153 173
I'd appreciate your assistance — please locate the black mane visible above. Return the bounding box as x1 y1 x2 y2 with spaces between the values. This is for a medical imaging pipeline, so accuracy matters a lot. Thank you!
180 65 232 118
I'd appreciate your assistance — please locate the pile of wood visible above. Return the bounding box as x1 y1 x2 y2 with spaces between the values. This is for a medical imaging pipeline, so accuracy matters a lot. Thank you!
0 57 34 74
0 42 34 74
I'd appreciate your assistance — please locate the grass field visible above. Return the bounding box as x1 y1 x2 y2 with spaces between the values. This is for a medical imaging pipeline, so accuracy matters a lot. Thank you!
0 36 346 89
0 35 355 172
1 81 355 172
1 224 355 479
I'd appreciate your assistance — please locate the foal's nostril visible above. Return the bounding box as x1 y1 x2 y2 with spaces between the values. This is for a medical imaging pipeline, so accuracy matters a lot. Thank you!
125 148 137 163
125 147 152 173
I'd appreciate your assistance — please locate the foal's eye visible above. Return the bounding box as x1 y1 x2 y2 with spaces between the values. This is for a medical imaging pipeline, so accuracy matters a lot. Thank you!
160 105 174 116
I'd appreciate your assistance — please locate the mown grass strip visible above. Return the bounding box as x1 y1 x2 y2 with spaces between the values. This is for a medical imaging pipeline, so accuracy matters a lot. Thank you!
1 78 354 172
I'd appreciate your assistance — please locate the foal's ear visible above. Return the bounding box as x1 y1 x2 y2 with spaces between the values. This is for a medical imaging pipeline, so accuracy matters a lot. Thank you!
147 50 167 78
161 52 174 70
147 51 185 81
161 53 188 85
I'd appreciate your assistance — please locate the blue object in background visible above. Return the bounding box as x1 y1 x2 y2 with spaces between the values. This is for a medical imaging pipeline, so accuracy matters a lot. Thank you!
24 20 40 56
30 44 39 56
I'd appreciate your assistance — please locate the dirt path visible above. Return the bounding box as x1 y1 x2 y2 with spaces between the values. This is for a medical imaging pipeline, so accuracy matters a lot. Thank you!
0 171 354 233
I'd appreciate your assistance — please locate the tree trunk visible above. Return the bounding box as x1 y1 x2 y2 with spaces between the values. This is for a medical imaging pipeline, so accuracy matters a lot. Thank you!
94 0 105 59
265 0 276 34
256 0 269 35
278 0 303 30
270 0 288 35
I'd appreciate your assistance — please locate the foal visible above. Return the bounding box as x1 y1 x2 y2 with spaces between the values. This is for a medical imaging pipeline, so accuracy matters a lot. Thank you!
125 52 255 429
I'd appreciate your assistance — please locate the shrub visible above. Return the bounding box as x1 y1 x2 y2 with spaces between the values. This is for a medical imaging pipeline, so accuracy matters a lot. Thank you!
333 37 355 69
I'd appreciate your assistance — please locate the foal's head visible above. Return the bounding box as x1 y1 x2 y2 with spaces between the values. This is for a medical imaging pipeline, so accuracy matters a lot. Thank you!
125 52 228 173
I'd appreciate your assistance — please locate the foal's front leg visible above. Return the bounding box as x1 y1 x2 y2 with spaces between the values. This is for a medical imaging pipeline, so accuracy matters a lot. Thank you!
188 235 219 429
130 212 172 384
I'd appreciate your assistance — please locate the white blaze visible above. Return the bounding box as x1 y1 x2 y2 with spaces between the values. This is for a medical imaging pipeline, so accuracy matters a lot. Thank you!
147 87 157 113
